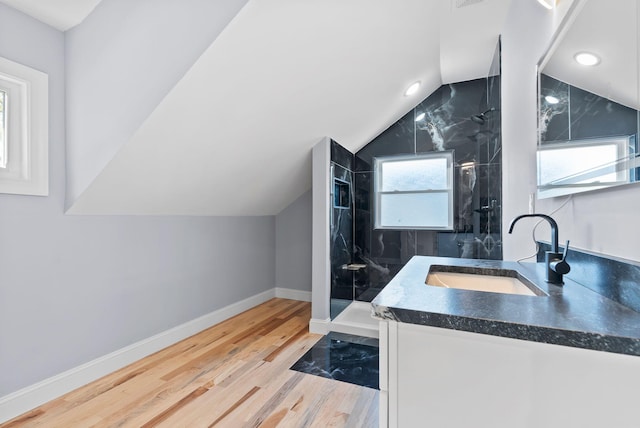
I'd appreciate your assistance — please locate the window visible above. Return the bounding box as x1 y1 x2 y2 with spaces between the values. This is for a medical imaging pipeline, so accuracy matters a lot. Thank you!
0 89 6 168
374 152 454 230
537 137 630 198
0 56 48 196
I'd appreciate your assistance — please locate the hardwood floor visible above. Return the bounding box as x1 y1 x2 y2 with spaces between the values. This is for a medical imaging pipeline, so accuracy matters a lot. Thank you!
1 298 378 427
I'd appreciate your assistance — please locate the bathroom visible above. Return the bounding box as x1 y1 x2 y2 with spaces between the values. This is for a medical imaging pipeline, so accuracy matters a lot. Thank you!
2 0 640 426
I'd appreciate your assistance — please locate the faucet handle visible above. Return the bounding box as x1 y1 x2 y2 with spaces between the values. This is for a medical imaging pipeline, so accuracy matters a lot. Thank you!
550 240 571 276
562 240 570 261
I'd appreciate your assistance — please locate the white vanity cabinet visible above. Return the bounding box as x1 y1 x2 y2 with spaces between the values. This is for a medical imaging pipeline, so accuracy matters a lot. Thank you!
378 320 640 428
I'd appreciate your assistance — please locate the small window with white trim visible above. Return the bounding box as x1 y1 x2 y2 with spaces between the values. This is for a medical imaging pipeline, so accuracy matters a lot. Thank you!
0 56 48 196
374 152 454 230
537 136 631 198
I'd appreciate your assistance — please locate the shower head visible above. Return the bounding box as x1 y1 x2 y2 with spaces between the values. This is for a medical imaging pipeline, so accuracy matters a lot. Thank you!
470 107 496 125
471 114 486 125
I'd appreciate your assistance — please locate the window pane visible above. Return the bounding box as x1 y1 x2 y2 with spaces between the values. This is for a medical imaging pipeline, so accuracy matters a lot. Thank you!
0 90 5 168
379 192 450 228
538 143 621 185
381 157 448 191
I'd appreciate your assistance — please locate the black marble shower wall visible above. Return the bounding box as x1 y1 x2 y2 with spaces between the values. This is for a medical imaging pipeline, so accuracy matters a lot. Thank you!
352 77 503 302
540 74 639 143
330 141 355 301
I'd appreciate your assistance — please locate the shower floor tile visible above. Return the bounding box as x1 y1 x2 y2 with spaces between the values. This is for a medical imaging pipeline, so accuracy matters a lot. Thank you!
290 332 379 390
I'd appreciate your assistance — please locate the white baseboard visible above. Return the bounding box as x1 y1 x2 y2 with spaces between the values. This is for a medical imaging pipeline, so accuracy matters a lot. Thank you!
0 287 309 424
309 317 331 335
275 287 312 302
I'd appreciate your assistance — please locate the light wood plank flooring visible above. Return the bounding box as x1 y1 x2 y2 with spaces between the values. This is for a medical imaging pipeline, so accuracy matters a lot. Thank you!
2 298 378 427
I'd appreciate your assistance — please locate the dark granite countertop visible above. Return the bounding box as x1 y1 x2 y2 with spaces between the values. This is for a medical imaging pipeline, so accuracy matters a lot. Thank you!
371 256 640 356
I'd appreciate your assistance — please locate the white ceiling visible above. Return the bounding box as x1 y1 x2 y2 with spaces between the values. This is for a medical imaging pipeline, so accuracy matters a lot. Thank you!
543 0 640 110
3 0 511 216
0 0 102 30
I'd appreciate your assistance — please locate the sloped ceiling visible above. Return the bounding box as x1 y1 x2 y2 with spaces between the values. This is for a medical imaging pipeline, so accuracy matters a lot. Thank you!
542 0 640 110
3 0 511 216
0 0 102 30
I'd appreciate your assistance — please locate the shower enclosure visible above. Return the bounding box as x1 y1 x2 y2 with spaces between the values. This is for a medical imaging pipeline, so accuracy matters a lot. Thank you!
329 43 502 320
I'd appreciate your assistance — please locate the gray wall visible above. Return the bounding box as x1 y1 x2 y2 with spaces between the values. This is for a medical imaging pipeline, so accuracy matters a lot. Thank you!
275 190 312 292
0 4 274 397
65 0 249 206
502 0 640 263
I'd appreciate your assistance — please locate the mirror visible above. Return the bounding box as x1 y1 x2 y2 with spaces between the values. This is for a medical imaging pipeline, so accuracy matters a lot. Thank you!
537 0 640 198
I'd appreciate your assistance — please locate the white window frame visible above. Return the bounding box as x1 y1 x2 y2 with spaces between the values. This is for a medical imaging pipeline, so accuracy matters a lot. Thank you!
0 56 48 196
0 89 6 168
537 136 630 199
374 151 454 230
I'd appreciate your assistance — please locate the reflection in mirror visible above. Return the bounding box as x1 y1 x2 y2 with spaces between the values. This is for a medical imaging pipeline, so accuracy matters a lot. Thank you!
537 0 640 198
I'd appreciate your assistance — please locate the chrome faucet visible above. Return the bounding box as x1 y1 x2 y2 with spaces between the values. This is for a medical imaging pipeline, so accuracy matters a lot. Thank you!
508 214 570 285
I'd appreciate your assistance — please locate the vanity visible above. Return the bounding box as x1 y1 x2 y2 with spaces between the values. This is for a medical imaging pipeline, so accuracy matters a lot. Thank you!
372 255 640 428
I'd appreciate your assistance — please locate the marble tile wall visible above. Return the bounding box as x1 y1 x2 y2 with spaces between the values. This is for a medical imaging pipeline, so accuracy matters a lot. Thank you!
540 74 639 143
352 76 503 302
330 141 355 300
330 41 503 304
331 139 354 171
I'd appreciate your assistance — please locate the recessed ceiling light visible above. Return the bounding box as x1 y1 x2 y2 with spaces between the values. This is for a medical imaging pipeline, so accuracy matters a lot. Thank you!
536 0 555 9
574 52 600 66
415 112 426 121
404 81 421 96
545 95 560 104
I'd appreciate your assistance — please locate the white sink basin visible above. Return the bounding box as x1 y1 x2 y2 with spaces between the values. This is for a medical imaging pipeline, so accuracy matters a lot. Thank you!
426 267 544 296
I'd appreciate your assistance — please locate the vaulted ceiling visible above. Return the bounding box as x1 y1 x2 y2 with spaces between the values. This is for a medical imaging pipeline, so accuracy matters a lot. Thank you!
0 0 102 30
542 0 640 111
1 0 511 215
